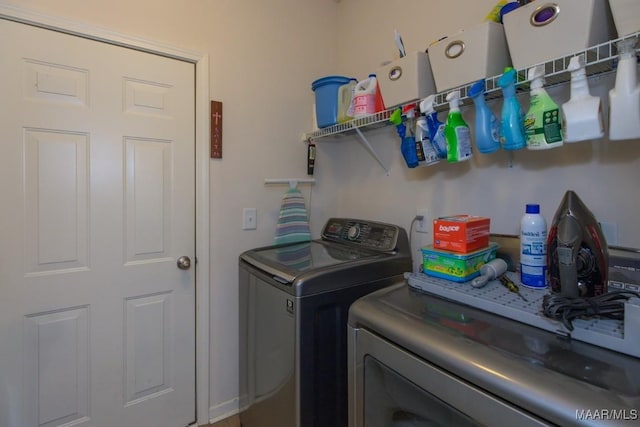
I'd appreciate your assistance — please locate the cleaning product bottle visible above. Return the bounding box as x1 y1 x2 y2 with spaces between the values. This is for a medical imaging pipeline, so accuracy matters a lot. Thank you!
498 68 526 150
415 116 440 166
609 38 640 141
524 64 564 150
562 54 604 142
420 94 447 159
353 74 385 118
520 204 548 289
469 79 501 154
390 108 418 168
337 78 357 123
444 90 472 162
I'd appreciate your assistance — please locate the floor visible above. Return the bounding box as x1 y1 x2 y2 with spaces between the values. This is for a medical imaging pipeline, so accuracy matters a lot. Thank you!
205 414 240 427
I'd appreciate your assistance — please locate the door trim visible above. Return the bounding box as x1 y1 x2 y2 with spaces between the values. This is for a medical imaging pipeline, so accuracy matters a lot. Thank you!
0 5 211 425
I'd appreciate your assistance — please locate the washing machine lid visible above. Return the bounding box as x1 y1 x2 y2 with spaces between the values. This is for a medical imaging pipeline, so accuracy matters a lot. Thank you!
241 239 389 285
349 283 640 425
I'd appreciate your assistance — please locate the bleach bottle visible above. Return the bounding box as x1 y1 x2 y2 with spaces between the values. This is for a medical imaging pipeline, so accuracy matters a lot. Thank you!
444 90 472 162
524 64 563 150
419 94 447 159
469 79 501 154
353 74 384 117
609 38 640 141
498 68 526 150
562 54 604 142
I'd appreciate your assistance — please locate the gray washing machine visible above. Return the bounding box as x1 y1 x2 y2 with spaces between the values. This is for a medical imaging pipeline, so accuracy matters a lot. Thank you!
239 218 412 427
348 282 640 427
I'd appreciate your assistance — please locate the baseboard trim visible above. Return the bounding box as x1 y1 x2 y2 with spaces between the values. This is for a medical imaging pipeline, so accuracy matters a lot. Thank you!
209 397 239 424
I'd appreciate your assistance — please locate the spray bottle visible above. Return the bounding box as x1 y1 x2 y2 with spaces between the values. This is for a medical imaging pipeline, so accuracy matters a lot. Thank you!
609 38 640 141
498 68 526 150
561 54 604 142
415 116 440 167
419 94 447 159
444 90 472 162
390 108 418 168
469 79 501 153
524 64 563 150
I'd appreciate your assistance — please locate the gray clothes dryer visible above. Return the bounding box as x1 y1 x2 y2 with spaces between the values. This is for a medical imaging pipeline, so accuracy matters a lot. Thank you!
348 282 640 427
239 218 412 427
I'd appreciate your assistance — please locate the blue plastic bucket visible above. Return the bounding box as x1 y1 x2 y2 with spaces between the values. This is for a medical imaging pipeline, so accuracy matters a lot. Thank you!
312 76 351 128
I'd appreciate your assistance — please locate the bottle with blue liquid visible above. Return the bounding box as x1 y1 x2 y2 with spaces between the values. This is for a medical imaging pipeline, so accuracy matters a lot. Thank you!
469 79 501 154
419 94 447 159
498 68 526 150
390 108 418 168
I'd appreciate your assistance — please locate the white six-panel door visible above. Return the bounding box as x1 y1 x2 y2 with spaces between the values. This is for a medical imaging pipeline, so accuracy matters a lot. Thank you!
0 19 196 427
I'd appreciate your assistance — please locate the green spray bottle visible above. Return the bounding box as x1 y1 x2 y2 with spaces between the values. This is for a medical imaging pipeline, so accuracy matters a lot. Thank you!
444 90 472 162
524 64 563 150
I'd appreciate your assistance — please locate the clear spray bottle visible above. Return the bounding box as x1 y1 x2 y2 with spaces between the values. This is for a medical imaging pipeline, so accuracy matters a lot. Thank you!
609 38 640 141
561 54 604 142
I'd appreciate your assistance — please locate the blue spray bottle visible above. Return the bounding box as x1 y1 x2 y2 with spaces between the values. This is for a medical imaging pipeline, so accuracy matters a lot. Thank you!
469 79 501 154
419 94 447 159
498 68 526 150
390 108 418 168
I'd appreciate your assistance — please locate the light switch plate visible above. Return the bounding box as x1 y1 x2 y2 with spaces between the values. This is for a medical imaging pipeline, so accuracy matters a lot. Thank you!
243 208 257 230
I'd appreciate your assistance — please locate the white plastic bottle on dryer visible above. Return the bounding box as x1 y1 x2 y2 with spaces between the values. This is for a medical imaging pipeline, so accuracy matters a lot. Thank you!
562 54 604 142
609 38 640 141
520 204 548 289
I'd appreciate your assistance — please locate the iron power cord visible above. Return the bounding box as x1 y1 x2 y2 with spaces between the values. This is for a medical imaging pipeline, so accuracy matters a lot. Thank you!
542 291 640 331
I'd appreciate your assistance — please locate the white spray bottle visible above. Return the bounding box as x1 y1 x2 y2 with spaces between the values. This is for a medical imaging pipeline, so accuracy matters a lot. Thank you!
609 38 640 141
562 54 604 142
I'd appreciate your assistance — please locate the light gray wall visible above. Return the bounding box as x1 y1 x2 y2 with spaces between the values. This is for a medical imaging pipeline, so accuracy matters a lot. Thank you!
312 0 640 274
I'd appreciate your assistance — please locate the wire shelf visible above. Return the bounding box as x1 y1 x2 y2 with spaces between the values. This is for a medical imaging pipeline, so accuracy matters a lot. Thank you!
305 31 639 141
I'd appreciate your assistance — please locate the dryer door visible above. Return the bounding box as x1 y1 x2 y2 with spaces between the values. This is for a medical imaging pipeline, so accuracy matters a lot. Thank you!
350 328 551 427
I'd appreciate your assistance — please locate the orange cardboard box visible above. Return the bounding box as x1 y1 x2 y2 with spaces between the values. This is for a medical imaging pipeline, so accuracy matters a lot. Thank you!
433 215 490 253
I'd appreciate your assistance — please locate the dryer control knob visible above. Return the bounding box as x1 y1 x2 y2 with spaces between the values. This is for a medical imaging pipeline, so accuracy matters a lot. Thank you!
347 225 360 240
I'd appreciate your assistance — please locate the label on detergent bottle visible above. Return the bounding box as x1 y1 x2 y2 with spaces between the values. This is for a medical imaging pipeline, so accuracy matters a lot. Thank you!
525 106 562 147
448 127 472 162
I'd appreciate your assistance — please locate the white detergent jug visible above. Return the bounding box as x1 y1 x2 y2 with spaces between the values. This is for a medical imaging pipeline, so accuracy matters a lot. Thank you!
353 74 379 117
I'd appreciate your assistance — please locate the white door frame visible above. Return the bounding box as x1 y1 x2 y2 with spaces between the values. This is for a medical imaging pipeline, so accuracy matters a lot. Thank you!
0 5 211 425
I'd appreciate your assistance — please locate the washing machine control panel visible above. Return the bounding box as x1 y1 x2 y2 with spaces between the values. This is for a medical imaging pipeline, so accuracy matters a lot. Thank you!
322 218 399 252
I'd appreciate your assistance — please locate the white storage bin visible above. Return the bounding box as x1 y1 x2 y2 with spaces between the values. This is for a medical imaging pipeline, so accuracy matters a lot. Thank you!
375 51 436 109
609 0 640 37
428 22 512 93
503 0 617 70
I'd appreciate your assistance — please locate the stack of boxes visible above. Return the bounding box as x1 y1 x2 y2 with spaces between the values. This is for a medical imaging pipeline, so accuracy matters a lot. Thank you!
421 215 497 282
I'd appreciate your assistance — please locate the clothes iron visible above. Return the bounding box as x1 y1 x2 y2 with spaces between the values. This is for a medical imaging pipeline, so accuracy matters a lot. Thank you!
547 191 608 297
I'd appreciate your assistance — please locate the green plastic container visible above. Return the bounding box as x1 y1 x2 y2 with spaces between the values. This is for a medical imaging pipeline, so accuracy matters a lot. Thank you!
422 242 499 282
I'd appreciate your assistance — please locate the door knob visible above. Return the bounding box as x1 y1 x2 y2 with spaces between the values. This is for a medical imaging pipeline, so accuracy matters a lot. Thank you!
177 256 191 270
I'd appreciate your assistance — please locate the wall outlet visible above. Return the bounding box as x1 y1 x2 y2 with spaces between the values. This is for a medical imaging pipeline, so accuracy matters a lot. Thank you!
599 221 618 246
243 208 257 230
416 209 429 233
